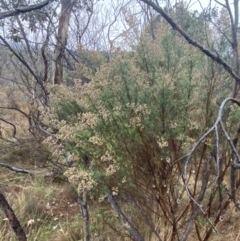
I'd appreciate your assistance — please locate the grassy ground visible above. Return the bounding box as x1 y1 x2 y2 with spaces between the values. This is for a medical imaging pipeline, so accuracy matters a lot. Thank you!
1 158 240 241
0 167 84 241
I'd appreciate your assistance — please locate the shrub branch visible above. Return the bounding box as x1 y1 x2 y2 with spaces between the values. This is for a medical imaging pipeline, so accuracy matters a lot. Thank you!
181 97 240 240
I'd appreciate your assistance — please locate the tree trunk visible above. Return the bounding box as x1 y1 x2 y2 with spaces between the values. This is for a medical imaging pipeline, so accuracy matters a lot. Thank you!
53 0 76 84
78 189 90 241
229 0 239 97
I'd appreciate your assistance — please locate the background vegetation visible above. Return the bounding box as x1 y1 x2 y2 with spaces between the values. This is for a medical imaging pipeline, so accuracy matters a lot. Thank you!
0 0 240 241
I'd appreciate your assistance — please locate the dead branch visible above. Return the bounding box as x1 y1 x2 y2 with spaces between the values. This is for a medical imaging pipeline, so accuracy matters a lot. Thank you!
37 125 55 136
184 97 240 179
129 195 163 241
0 106 29 119
0 36 49 102
0 163 33 175
0 0 51 20
181 156 212 241
0 191 27 241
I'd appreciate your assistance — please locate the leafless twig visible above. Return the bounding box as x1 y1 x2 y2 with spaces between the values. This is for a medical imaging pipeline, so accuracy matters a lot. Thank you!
181 97 240 238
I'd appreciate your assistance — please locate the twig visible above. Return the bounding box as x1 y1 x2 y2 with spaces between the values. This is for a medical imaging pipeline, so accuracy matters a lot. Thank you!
0 118 16 137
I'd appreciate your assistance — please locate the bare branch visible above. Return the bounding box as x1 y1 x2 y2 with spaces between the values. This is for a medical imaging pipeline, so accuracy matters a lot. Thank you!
0 0 51 20
0 118 16 137
181 97 240 230
208 16 232 45
130 195 163 241
0 106 29 119
37 125 55 136
214 0 226 8
0 35 49 102
0 163 33 175
0 191 27 241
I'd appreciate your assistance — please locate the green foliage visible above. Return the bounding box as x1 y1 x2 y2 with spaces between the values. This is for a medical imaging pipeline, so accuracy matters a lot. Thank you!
56 99 83 123
44 16 233 240
49 18 226 184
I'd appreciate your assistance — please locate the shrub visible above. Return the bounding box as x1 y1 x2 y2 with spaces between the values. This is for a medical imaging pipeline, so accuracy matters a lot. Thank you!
43 22 231 240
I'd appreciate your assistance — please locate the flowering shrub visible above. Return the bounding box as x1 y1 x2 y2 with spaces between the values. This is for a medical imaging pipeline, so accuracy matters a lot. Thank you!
43 22 231 239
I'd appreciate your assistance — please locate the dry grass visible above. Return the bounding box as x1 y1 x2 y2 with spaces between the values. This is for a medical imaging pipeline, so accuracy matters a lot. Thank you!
1 147 240 241
0 171 83 241
210 202 240 241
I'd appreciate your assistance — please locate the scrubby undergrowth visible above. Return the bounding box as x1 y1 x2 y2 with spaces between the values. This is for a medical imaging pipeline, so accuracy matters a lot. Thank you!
41 22 240 241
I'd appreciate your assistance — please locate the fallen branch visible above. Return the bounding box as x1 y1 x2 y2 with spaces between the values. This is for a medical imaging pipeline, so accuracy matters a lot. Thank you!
0 163 33 175
0 163 61 178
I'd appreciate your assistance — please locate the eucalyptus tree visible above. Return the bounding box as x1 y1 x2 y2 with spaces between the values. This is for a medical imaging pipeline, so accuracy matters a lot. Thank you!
53 0 95 84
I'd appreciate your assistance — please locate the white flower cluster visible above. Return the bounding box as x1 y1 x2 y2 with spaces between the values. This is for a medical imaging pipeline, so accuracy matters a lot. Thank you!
101 151 119 176
64 167 95 193
157 138 168 148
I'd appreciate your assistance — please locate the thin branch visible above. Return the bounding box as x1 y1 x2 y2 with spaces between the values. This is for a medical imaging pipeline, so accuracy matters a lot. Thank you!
208 16 232 45
0 118 16 137
184 97 240 179
225 0 234 29
214 0 226 8
0 36 49 101
37 125 55 136
181 156 212 241
0 106 29 119
130 195 163 241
